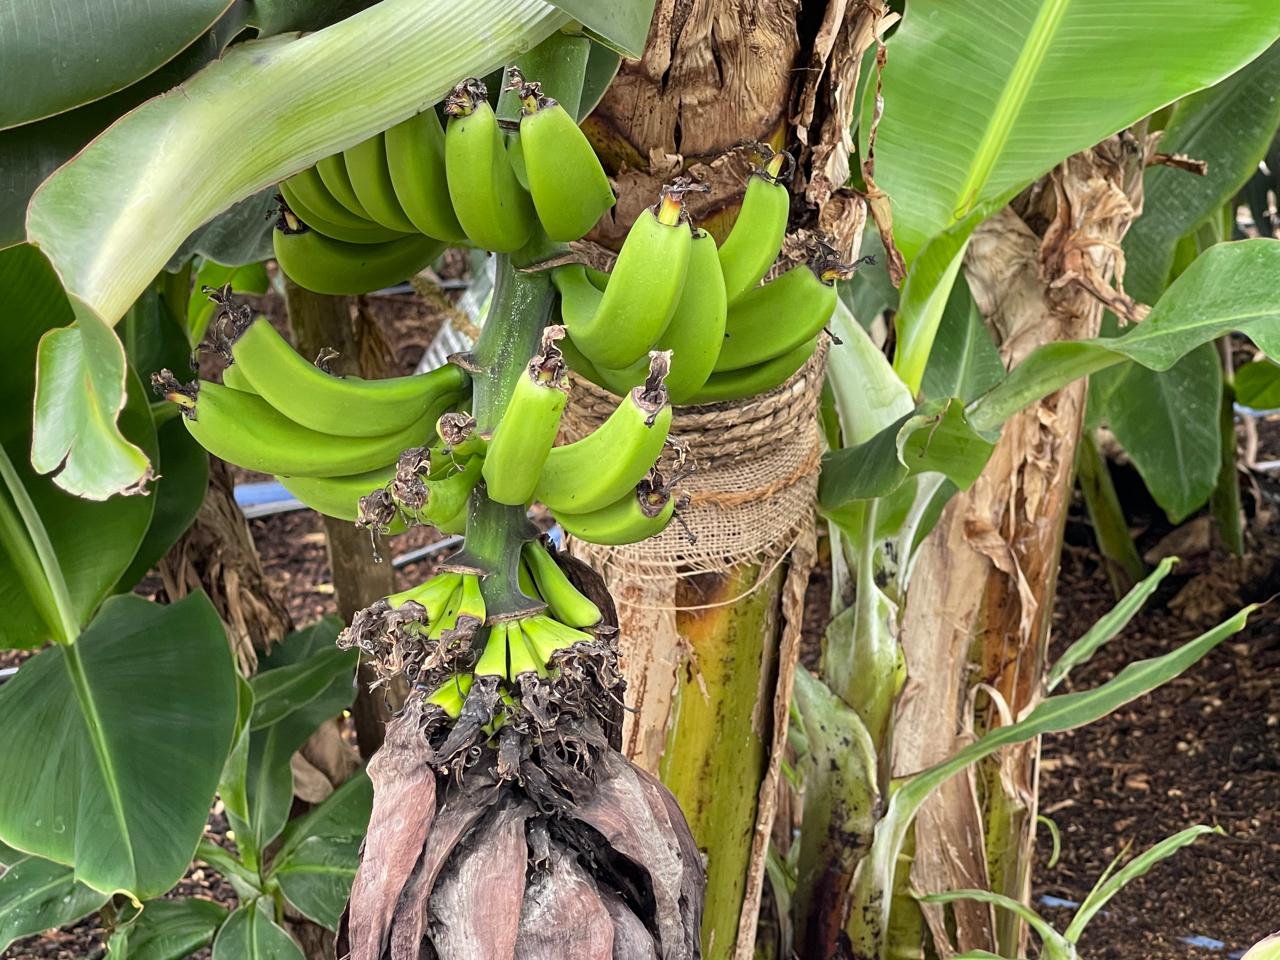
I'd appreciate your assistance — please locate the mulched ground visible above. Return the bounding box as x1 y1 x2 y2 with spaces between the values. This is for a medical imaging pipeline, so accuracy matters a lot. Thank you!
1033 416 1280 959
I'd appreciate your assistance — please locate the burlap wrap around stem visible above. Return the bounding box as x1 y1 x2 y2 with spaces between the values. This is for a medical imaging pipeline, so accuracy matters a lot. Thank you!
562 338 827 594
561 338 826 960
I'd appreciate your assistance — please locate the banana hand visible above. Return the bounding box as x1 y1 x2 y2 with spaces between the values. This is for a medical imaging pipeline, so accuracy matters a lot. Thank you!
162 376 433 478
315 153 374 221
533 352 671 514
229 316 468 438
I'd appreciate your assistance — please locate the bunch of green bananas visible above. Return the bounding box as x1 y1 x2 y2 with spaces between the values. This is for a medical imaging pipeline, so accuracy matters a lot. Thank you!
342 542 603 727
480 327 683 546
554 148 862 405
154 309 473 533
273 72 614 295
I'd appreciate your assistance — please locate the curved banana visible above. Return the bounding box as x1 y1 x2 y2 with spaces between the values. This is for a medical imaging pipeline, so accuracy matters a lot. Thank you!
424 673 472 717
556 330 605 385
553 190 690 369
589 227 727 404
685 335 817 405
474 622 513 679
425 572 485 641
164 378 433 478
276 464 400 526
384 109 468 243
533 355 671 514
552 475 676 546
273 228 444 296
279 167 374 232
387 572 462 617
443 78 536 253
717 149 792 305
506 622 545 679
277 185 406 244
521 541 601 627
229 316 468 437
343 134 419 234
714 256 846 373
423 456 483 530
513 75 614 241
315 153 373 221
481 330 570 506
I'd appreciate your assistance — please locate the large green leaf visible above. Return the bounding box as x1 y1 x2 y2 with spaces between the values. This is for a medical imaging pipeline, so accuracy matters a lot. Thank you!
212 898 303 960
230 621 355 858
25 0 570 499
871 1 1280 262
0 852 107 953
968 239 1280 434
851 601 1256 959
873 1 1280 392
1094 343 1222 522
0 592 238 898
106 897 229 960
0 0 233 130
269 772 373 930
818 399 996 511
0 371 156 649
920 274 1005 404
0 8 248 248
1124 41 1280 306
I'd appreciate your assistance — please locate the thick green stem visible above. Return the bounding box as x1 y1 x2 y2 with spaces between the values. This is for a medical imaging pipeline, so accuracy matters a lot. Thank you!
1076 428 1145 596
454 254 554 617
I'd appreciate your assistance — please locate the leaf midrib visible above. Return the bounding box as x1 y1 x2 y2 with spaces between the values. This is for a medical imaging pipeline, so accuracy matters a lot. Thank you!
62 644 137 890
953 0 1073 220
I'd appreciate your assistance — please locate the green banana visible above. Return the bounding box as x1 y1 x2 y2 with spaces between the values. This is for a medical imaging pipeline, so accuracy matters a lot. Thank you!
474 623 512 679
387 572 462 618
279 167 374 232
717 148 792 305
552 187 691 368
505 621 545 679
587 226 727 403
229 316 468 437
315 153 373 221
384 109 468 243
277 465 406 531
443 78 536 253
533 355 671 514
521 541 601 627
278 182 405 244
512 74 614 241
424 673 472 717
552 473 677 546
164 377 433 478
686 335 817 405
423 456 483 530
342 133 419 234
714 255 847 373
481 330 570 505
273 228 444 296
519 615 593 666
556 331 605 385
425 572 485 640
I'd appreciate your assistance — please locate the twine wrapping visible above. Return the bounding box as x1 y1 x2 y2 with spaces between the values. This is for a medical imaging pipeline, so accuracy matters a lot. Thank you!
564 338 828 595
